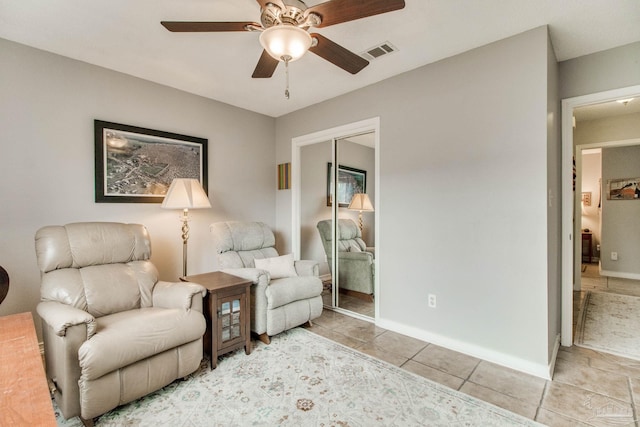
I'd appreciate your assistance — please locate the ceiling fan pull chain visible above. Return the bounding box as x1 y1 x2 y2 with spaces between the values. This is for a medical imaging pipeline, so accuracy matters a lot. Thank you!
283 55 291 100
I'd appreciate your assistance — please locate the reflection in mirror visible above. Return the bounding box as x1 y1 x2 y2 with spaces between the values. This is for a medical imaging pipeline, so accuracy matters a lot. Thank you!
335 135 375 317
299 133 375 319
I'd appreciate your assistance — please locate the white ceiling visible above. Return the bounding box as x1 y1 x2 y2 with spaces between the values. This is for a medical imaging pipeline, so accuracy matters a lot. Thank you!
1 0 639 118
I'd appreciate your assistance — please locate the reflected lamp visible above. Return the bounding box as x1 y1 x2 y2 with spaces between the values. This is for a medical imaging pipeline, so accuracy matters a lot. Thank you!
347 193 374 231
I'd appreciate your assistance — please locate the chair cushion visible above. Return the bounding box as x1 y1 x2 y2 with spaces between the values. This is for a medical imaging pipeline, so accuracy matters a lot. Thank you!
78 308 205 380
211 222 275 253
36 222 159 316
35 222 151 273
317 219 367 253
265 276 323 309
40 261 159 317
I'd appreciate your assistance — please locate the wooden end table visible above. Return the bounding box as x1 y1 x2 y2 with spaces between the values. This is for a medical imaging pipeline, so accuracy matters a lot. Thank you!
181 271 252 369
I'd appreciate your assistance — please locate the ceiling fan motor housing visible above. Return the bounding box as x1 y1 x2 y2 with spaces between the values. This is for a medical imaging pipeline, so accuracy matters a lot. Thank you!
261 1 320 29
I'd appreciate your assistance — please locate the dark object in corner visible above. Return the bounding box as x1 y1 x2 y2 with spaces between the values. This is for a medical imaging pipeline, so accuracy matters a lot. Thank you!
0 266 8 305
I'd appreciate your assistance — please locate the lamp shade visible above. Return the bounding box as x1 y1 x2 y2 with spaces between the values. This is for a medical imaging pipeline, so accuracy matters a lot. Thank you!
161 178 211 210
348 193 374 212
259 25 312 62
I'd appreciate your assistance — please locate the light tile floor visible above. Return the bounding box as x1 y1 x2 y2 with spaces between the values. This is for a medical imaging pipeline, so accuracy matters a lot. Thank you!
305 263 640 426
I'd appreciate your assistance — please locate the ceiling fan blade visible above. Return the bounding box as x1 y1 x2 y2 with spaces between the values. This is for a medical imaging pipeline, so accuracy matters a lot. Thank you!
252 50 279 78
161 21 260 32
255 0 286 11
309 33 369 75
307 0 405 28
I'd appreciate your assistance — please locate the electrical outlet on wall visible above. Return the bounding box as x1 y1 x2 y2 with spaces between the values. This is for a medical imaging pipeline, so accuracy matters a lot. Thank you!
428 294 437 308
611 252 618 261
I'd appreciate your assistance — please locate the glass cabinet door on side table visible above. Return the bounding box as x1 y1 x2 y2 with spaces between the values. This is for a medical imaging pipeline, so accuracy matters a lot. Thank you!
180 271 252 369
218 294 246 346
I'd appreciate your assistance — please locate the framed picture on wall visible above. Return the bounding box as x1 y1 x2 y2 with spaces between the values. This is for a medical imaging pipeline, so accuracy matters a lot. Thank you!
607 177 640 200
94 120 208 203
326 163 367 207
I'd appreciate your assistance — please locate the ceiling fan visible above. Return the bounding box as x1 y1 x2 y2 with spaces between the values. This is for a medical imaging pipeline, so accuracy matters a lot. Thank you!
161 0 406 84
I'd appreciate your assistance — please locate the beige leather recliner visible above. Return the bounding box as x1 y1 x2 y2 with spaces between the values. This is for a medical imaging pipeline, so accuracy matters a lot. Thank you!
210 221 323 344
35 222 207 425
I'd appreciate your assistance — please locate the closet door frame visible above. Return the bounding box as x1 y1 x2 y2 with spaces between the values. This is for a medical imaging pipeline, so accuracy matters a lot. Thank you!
292 117 380 320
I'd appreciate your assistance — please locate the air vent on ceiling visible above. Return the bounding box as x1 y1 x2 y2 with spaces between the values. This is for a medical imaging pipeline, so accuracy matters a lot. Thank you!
361 41 398 61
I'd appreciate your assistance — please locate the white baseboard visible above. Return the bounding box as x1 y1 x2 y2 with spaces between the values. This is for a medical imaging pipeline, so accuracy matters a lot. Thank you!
376 317 553 380
548 333 561 378
599 270 640 281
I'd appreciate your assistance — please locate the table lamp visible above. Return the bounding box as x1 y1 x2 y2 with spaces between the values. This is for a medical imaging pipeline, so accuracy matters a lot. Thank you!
161 178 211 276
348 193 374 231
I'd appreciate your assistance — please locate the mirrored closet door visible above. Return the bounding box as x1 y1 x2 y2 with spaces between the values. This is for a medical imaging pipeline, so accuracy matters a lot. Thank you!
298 132 376 319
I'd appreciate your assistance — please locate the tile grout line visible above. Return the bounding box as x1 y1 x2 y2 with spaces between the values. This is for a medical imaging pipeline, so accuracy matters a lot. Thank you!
533 380 550 422
627 376 639 427
407 343 429 361
455 360 480 391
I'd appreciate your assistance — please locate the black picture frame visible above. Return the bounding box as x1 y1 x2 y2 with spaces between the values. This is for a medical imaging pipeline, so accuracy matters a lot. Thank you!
94 120 208 203
326 163 367 207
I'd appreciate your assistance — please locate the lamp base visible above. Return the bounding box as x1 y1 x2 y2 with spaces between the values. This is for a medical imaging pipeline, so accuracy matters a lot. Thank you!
180 209 190 277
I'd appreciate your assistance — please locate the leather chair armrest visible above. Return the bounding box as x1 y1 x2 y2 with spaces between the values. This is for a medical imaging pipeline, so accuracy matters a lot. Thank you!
294 260 319 277
37 301 96 339
152 281 206 311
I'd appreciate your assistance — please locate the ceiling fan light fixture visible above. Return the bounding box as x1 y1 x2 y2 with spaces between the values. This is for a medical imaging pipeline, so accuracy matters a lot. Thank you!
259 25 312 62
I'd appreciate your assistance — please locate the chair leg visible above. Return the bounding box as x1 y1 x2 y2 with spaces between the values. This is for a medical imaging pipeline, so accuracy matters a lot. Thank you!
305 320 313 327
80 416 95 427
258 333 270 344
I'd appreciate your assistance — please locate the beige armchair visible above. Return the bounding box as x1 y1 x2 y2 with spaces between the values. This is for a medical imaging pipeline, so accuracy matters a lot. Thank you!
35 222 206 425
317 219 375 300
210 221 323 344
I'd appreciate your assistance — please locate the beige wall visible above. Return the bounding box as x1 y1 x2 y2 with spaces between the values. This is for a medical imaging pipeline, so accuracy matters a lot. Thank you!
575 112 640 145
546 32 562 361
276 27 558 377
559 41 640 100
601 146 640 276
3 23 636 378
580 151 602 258
0 38 276 334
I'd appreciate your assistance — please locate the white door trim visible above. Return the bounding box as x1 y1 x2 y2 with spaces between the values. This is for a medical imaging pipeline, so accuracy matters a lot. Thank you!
561 85 640 347
291 117 380 319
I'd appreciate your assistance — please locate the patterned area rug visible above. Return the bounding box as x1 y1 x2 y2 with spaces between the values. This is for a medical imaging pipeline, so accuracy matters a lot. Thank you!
56 328 542 426
576 291 640 360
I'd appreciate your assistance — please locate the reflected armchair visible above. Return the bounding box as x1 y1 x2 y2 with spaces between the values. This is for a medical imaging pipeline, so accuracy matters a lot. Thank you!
316 219 374 301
